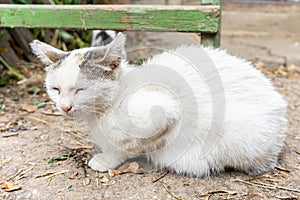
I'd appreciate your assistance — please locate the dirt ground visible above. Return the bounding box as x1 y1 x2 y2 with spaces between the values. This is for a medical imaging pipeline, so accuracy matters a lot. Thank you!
1 2 300 200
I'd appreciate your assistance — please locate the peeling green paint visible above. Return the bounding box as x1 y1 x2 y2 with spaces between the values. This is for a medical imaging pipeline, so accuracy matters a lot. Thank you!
0 5 220 33
0 4 222 47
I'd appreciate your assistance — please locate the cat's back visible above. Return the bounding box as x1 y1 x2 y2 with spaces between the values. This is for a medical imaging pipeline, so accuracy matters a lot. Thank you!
157 44 286 107
203 47 286 109
145 44 287 176
144 44 287 136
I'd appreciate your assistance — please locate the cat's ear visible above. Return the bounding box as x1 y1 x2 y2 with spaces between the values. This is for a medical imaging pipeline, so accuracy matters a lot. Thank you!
93 32 126 69
107 32 126 59
30 40 68 65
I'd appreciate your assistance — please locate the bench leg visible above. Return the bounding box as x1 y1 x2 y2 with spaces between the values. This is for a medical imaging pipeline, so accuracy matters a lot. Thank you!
200 32 221 48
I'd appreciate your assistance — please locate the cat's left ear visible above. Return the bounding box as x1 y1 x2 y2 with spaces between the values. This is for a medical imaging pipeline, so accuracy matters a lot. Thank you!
30 40 68 65
94 32 126 69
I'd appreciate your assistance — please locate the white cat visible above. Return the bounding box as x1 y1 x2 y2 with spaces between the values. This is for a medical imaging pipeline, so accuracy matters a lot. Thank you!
30 33 287 177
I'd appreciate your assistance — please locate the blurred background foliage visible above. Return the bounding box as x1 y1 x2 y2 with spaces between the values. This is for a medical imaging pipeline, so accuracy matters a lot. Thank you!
12 0 94 50
0 0 98 86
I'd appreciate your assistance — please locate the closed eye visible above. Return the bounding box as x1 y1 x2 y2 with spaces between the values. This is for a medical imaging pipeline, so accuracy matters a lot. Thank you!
75 88 86 94
52 87 61 94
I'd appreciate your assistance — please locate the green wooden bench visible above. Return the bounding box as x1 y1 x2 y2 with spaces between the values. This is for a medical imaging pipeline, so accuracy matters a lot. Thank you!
0 0 221 47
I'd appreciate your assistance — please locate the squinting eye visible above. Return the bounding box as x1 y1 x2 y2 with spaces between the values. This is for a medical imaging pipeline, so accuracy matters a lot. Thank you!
52 87 61 94
75 88 85 94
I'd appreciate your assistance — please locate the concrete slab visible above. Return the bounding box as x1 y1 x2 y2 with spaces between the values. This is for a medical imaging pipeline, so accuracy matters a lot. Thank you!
221 2 300 66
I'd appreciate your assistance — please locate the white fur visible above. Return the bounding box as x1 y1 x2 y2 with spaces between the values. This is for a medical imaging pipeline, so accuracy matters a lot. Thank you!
45 50 88 115
30 40 67 65
31 33 287 177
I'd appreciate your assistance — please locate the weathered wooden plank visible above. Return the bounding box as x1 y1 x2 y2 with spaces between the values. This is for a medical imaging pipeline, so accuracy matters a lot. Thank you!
201 0 221 5
200 0 221 47
200 32 220 47
0 4 220 33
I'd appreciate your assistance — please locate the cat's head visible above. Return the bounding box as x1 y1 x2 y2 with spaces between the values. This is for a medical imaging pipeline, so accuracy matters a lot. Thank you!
30 33 126 117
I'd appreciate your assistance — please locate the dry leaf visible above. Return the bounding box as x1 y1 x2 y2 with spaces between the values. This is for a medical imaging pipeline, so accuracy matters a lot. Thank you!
21 104 38 113
0 125 7 131
108 169 122 177
83 178 90 186
100 176 110 183
108 162 142 177
124 162 140 173
69 172 78 179
0 181 12 189
287 64 300 74
256 61 264 70
275 66 288 77
0 181 21 192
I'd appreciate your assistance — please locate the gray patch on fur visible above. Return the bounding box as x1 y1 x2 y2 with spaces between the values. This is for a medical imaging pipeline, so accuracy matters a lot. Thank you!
50 52 70 69
78 50 116 80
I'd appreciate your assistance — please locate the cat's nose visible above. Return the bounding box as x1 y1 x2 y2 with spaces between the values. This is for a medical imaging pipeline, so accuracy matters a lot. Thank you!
61 105 73 113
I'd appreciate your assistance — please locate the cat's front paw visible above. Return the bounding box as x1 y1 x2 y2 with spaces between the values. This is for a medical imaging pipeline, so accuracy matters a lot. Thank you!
88 153 120 172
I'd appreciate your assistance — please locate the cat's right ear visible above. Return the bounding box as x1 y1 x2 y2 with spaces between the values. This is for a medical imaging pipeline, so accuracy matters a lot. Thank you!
30 40 68 65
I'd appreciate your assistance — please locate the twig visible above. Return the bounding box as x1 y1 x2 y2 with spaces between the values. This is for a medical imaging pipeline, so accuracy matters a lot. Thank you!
1 132 19 138
75 145 94 149
24 161 43 166
264 178 280 184
244 174 272 181
41 170 69 180
28 116 49 124
235 179 300 193
15 174 28 181
41 111 62 116
0 158 12 165
207 190 237 195
34 172 56 178
152 170 169 183
21 167 34 174
199 190 237 198
15 167 33 180
46 178 52 187
203 194 211 200
162 183 182 200
6 167 33 181
7 167 28 181
96 178 99 188
275 195 299 199
275 165 291 173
